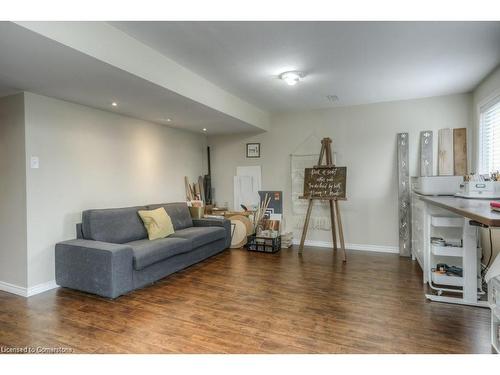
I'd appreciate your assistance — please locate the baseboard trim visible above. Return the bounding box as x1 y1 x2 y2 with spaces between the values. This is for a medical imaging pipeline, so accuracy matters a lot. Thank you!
0 280 58 297
0 280 28 297
292 239 398 254
27 280 59 297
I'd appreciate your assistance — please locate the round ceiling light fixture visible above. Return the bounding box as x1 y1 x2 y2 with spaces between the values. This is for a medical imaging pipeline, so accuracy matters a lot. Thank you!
279 71 303 86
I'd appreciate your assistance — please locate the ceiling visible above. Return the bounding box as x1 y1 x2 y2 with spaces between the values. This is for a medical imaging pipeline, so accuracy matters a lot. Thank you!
0 22 258 135
111 21 500 111
2 21 500 135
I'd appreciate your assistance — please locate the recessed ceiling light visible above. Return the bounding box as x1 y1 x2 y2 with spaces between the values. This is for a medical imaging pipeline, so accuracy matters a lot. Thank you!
166 118 172 122
279 71 304 86
202 128 207 132
111 102 117 107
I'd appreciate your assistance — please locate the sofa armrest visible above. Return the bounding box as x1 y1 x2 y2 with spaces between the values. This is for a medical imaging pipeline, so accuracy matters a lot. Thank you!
192 218 232 248
55 239 134 299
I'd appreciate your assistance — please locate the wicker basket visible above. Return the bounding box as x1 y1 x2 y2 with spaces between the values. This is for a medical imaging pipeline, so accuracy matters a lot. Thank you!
189 206 204 219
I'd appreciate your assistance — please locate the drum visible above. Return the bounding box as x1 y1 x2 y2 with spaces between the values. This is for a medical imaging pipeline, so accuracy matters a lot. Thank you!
229 215 253 248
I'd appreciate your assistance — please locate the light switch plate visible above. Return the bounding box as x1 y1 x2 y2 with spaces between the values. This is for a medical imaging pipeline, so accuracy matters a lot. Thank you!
30 156 39 169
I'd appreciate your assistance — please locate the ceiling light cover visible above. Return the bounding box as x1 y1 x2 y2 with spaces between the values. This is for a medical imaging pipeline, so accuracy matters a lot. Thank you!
279 71 303 86
326 95 339 103
111 102 117 107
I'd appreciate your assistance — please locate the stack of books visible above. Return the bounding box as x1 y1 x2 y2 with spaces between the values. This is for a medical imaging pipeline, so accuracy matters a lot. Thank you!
281 232 293 248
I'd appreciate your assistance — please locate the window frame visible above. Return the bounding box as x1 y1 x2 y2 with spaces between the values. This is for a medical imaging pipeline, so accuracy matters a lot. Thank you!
477 92 500 175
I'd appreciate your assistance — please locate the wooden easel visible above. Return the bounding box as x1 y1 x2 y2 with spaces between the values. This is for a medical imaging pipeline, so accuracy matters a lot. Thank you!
298 138 347 262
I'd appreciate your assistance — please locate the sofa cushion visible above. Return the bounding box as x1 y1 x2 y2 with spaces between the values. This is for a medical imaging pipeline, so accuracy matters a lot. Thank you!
138 208 175 240
82 206 148 244
127 237 193 270
147 202 193 230
170 226 225 248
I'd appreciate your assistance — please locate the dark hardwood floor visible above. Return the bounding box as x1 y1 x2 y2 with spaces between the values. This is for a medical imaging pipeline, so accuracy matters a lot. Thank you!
0 246 493 353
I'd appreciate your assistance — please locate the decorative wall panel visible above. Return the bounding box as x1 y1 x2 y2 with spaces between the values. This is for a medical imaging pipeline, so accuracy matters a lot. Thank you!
397 133 411 257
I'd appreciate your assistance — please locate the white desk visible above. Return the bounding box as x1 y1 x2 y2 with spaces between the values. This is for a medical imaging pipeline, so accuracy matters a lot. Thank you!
414 196 500 308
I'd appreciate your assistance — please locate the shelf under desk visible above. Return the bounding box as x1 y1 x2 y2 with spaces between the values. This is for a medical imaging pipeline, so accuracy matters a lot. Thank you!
420 196 500 227
416 195 496 308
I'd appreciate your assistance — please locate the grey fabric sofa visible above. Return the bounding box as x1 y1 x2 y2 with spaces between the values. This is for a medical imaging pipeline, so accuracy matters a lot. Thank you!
55 202 231 298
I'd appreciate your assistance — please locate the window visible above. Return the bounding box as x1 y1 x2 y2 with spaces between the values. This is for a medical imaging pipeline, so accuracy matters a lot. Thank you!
479 96 500 174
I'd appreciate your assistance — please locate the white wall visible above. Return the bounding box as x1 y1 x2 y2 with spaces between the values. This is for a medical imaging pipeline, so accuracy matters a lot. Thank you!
473 65 500 110
473 65 500 262
23 93 207 288
472 65 500 169
0 94 27 289
208 94 472 250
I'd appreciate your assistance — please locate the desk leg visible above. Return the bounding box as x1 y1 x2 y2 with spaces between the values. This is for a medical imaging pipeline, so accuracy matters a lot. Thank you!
423 205 431 285
462 218 478 304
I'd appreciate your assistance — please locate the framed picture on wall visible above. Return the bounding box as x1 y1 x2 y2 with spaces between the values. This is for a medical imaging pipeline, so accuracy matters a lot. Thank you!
246 143 260 158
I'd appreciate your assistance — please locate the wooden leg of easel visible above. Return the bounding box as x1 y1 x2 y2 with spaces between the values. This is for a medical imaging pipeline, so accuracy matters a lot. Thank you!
329 200 337 251
334 200 347 262
299 199 314 254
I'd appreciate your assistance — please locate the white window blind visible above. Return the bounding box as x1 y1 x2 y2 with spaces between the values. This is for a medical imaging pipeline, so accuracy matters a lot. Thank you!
479 96 500 174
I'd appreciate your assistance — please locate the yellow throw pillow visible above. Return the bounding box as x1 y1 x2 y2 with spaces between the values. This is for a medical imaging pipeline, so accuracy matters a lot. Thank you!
138 207 175 240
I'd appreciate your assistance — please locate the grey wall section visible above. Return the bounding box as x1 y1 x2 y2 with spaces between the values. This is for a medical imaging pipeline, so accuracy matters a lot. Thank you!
0 93 27 287
208 94 472 249
23 93 207 288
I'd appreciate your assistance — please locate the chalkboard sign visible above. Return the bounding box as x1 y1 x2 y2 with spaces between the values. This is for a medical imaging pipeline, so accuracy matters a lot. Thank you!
301 166 347 200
